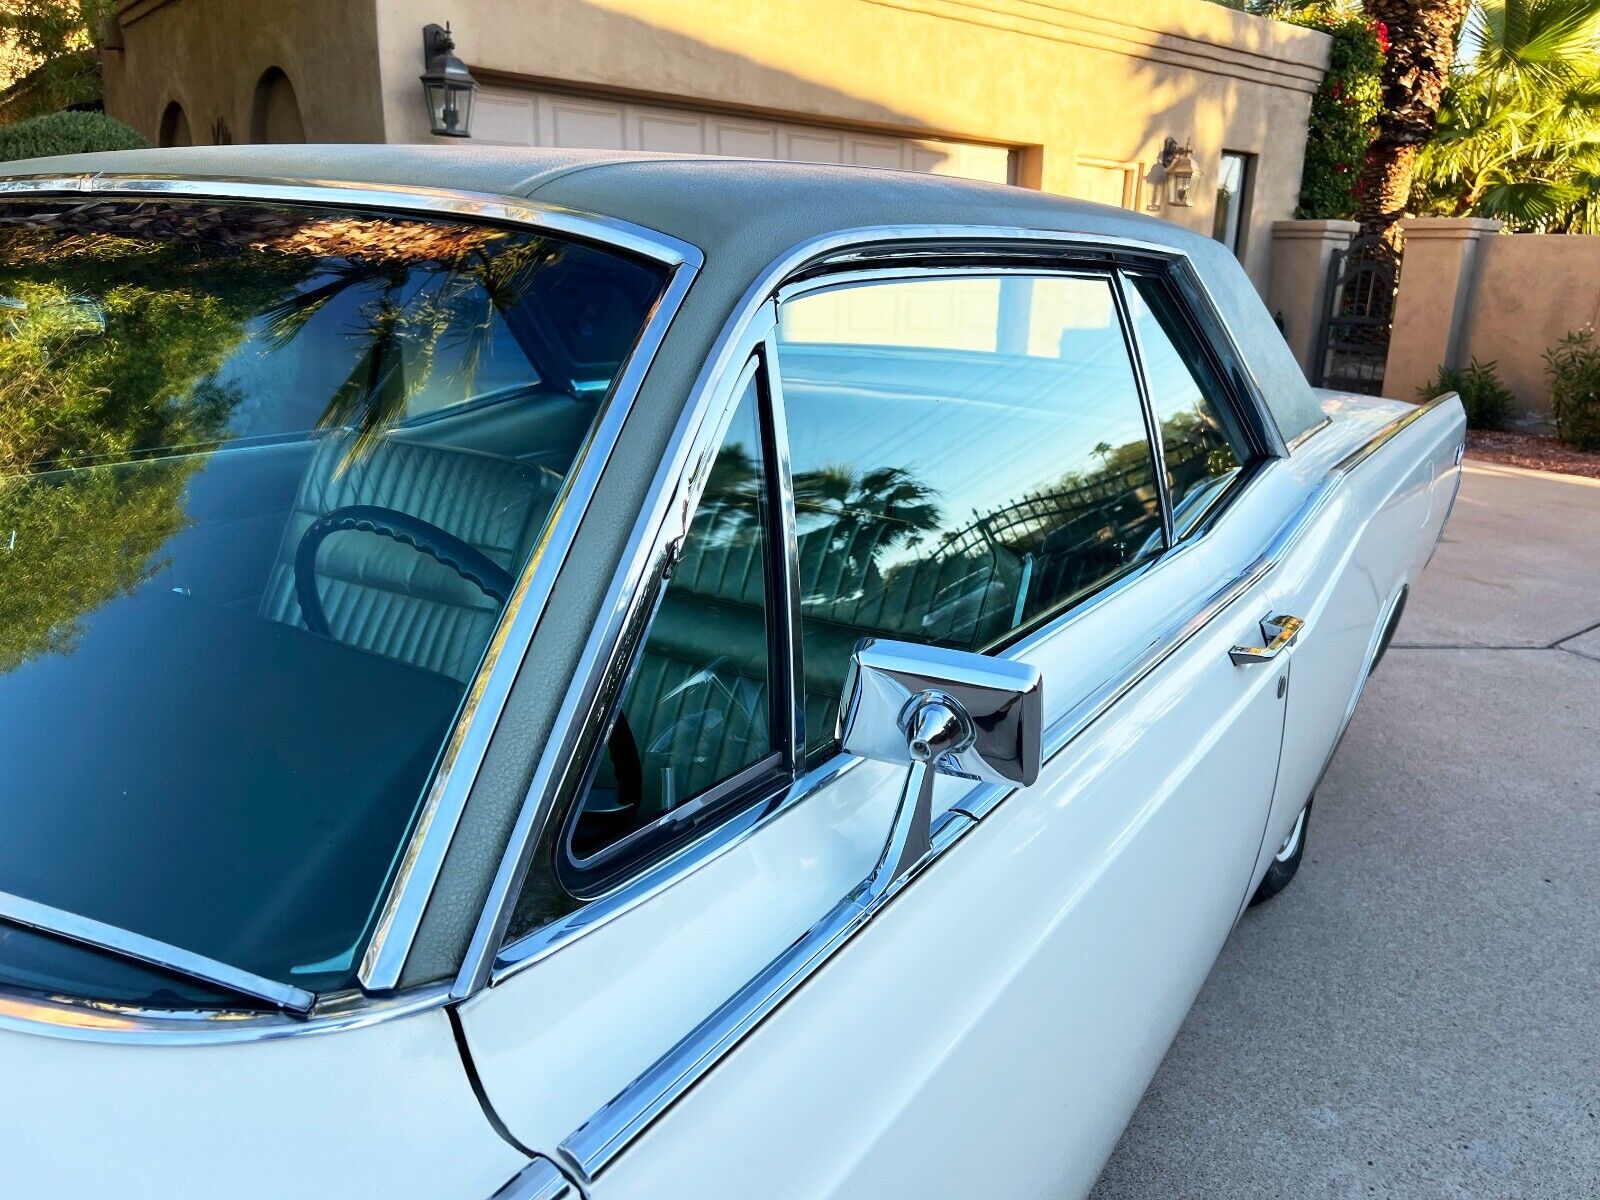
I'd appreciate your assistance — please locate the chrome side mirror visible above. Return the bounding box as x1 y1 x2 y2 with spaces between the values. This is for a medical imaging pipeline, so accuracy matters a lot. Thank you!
838 638 1042 894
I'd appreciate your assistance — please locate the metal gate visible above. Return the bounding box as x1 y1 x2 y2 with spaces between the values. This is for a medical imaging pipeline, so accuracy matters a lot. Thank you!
1313 234 1399 395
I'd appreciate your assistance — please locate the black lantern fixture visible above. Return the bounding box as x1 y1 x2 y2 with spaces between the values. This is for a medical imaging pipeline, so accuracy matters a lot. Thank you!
420 22 477 138
1145 136 1200 210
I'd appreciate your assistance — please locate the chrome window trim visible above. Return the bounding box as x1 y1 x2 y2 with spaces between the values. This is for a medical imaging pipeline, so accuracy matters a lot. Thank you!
0 983 454 1047
472 223 1301 1000
1110 267 1177 548
552 392 1461 1187
0 172 701 1036
450 280 777 997
1288 415 1334 451
548 354 793 894
0 890 315 1014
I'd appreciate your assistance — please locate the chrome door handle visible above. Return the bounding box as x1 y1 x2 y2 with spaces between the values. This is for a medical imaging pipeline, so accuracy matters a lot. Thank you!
1230 613 1304 666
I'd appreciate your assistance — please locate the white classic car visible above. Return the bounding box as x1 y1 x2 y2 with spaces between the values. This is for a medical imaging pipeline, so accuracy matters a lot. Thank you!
0 147 1464 1199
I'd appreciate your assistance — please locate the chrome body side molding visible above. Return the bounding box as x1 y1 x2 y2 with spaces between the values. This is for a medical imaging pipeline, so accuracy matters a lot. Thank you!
551 390 1461 1185
487 1156 576 1200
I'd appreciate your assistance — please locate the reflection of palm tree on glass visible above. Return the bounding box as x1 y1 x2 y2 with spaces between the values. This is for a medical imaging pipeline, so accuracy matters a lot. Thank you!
261 235 564 469
793 463 942 597
0 201 556 671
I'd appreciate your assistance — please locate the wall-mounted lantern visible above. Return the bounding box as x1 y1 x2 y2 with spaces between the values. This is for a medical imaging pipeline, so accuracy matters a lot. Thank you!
420 22 478 138
1145 137 1200 210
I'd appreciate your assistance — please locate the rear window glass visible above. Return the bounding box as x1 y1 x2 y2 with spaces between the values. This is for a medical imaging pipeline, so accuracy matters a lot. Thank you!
0 198 666 1005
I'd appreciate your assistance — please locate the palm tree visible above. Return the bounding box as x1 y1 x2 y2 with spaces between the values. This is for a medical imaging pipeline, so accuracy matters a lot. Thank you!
1357 0 1475 243
1415 0 1600 231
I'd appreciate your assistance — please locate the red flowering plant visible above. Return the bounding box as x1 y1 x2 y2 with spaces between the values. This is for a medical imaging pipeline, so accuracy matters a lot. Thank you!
1287 5 1386 219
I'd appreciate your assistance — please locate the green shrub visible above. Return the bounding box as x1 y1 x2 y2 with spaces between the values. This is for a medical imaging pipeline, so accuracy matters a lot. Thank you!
1545 328 1600 452
1284 7 1386 220
0 110 148 164
1418 358 1515 430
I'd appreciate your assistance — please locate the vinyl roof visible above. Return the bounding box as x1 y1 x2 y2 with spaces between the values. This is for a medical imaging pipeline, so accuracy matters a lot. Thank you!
0 145 1322 446
1 143 1200 262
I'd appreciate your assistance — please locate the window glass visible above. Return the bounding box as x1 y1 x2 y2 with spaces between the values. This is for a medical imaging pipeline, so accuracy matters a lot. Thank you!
1124 274 1252 538
1213 151 1253 256
777 273 1164 750
567 375 775 869
0 198 666 1004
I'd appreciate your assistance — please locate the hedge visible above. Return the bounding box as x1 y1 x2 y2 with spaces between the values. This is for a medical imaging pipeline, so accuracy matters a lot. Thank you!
0 110 149 163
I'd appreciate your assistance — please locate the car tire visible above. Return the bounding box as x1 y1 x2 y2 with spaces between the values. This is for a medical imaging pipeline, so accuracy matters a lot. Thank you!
1250 798 1311 907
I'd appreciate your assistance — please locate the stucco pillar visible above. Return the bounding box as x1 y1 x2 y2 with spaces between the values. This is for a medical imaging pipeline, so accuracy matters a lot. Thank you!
1383 217 1504 404
1269 220 1358 377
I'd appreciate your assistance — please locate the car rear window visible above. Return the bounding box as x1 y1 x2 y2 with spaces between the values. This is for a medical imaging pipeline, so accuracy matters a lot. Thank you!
0 197 666 1004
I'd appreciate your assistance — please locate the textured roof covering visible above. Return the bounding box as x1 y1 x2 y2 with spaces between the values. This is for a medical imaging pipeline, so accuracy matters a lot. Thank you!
0 144 1323 442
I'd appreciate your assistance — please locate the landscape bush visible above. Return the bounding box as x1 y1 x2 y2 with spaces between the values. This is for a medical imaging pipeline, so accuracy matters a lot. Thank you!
1418 358 1514 430
1545 328 1600 452
0 110 147 163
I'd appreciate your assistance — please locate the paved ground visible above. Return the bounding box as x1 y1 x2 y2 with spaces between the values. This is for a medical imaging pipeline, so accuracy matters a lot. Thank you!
1090 462 1600 1200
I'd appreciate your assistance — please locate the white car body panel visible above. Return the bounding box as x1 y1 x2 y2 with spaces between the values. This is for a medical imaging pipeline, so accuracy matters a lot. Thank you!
469 393 1465 1200
460 428 1302 1156
0 1009 524 1199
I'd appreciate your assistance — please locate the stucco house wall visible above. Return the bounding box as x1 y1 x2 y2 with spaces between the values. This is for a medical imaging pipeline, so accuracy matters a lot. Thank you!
1386 219 1600 420
101 0 1328 293
101 0 387 146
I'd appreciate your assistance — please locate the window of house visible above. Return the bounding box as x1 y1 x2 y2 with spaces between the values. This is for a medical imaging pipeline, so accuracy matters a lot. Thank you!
562 371 781 877
1213 151 1254 257
775 272 1165 750
1123 274 1254 538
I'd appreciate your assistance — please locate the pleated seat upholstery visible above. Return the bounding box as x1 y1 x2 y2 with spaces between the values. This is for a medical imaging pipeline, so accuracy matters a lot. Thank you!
262 431 560 683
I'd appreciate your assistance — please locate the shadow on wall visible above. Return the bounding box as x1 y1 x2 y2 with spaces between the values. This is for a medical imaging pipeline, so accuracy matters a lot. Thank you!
436 0 950 168
445 0 1279 216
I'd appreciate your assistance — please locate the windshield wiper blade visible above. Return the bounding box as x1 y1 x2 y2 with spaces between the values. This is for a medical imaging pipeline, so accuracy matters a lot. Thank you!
0 889 315 1016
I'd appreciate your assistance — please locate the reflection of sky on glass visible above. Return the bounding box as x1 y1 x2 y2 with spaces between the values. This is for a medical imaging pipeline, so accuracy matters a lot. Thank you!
1125 281 1208 425
781 275 1153 570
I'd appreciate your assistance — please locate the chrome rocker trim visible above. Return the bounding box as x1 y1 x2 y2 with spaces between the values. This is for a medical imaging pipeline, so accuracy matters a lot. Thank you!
0 172 701 1039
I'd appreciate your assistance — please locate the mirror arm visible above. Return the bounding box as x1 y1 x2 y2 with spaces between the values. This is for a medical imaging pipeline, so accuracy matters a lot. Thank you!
857 694 969 901
838 638 1042 906
860 757 938 902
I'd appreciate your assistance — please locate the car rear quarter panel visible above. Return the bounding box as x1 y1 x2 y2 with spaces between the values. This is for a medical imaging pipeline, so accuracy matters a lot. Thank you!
1246 390 1466 892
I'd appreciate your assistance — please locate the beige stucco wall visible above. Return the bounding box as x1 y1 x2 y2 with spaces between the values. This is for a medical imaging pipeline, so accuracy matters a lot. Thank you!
100 0 1327 292
1269 218 1358 375
371 0 1327 289
1462 235 1600 418
1386 218 1600 420
102 0 386 146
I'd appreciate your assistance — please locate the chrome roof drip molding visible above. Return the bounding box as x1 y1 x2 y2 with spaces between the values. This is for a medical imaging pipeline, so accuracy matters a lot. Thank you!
0 172 701 1038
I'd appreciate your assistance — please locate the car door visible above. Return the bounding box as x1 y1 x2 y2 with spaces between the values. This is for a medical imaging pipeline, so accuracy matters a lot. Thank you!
460 257 1295 1199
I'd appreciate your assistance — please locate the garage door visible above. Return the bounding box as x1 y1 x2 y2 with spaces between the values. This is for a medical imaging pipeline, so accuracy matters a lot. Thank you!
474 85 1013 184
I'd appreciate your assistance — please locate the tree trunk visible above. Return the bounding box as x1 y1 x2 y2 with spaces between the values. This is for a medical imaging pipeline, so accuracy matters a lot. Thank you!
1357 0 1471 245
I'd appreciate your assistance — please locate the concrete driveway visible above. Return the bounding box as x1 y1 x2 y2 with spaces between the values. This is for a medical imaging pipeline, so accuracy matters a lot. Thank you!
1090 462 1600 1200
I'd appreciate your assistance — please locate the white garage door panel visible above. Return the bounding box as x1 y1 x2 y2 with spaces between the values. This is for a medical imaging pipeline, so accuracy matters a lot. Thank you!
474 85 1012 184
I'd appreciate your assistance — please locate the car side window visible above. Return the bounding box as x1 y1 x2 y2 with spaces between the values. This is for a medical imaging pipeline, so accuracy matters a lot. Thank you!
1122 273 1254 538
776 272 1164 751
564 372 779 873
